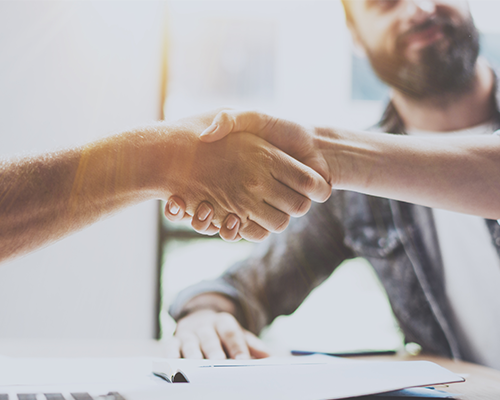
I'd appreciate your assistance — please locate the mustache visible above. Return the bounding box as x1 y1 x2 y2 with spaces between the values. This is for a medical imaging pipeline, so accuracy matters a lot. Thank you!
396 15 454 49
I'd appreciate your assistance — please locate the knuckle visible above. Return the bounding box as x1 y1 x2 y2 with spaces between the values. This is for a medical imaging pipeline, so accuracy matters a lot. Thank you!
291 196 311 217
298 171 317 194
218 110 230 121
218 110 236 127
249 228 270 243
261 115 279 133
220 328 239 342
216 312 237 327
239 220 270 242
274 214 290 233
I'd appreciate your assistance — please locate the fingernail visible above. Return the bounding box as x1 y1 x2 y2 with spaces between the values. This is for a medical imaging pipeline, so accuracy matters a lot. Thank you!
234 353 250 360
200 124 218 137
168 199 180 215
226 215 238 230
197 204 211 221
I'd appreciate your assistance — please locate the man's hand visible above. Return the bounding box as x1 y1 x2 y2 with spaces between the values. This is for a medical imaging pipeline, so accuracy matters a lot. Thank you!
165 197 241 241
200 110 333 185
166 309 270 360
161 110 332 242
164 110 334 241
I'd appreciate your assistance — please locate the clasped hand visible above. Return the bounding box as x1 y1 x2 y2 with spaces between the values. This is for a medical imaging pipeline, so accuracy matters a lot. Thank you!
165 109 332 241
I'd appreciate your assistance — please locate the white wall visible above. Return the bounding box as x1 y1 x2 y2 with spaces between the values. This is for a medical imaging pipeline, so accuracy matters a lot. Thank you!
0 1 166 339
164 0 384 128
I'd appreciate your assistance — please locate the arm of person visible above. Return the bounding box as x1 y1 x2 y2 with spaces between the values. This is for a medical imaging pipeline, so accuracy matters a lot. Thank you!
197 110 500 220
167 195 355 359
0 110 331 263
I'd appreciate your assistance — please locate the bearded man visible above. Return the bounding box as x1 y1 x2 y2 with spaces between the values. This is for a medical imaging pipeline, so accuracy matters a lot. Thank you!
167 0 500 370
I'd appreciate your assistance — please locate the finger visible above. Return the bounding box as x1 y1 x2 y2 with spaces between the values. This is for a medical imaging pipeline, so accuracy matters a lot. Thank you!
215 313 251 360
164 196 186 222
200 110 270 143
202 223 220 236
264 180 312 218
163 337 182 358
219 214 241 242
238 219 270 243
244 331 271 359
271 151 331 203
191 202 216 234
196 327 228 360
178 333 204 359
242 201 291 235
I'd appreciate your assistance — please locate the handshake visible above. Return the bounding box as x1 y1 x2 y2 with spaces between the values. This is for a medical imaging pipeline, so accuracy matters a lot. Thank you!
3 105 495 262
161 108 335 242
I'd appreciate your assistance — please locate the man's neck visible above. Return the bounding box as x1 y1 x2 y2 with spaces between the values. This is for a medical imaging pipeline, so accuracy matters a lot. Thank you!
391 58 495 132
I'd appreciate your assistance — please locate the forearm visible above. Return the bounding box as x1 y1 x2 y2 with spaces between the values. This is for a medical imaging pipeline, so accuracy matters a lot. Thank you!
0 125 171 262
317 128 500 219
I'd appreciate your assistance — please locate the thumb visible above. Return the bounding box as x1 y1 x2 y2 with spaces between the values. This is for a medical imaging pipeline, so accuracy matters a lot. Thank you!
199 110 272 143
199 111 235 142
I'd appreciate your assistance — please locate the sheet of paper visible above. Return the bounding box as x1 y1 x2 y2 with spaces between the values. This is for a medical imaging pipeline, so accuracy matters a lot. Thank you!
0 355 464 400
138 356 465 400
374 387 459 398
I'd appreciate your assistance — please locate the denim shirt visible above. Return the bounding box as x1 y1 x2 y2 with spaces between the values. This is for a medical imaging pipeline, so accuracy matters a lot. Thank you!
171 76 500 361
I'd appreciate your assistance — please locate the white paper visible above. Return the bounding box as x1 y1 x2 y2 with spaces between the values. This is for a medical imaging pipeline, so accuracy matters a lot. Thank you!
0 355 464 400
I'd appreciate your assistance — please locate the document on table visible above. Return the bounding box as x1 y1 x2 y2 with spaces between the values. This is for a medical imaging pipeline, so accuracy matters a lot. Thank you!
0 354 464 400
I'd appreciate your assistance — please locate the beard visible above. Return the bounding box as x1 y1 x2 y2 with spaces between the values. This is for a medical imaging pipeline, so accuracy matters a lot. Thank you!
366 13 480 99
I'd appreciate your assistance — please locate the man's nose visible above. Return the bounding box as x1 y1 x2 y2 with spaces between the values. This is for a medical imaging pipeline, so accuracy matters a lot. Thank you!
404 0 437 24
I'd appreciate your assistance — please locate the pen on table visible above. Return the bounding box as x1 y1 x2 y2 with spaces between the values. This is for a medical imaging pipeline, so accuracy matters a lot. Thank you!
291 349 397 357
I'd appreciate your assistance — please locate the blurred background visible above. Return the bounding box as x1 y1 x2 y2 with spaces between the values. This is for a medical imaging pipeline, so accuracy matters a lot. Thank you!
1 0 500 355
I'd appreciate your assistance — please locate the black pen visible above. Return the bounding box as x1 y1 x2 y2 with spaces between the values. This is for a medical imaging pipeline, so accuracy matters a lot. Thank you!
291 349 397 357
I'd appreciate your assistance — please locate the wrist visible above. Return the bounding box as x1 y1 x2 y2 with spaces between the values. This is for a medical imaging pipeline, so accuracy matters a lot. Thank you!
313 127 379 192
313 126 350 188
125 122 194 201
176 293 238 321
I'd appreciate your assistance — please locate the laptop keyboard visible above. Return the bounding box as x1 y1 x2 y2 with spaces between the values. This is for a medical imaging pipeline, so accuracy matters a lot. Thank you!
0 393 126 400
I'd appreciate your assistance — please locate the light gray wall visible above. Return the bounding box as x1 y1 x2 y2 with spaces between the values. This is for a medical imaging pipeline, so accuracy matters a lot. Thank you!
0 1 165 339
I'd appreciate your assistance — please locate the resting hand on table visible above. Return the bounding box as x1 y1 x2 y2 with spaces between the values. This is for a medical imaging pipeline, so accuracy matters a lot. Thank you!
166 294 270 360
165 110 334 240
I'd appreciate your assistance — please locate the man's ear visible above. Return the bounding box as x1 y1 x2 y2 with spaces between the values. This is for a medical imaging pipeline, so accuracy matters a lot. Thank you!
347 22 367 58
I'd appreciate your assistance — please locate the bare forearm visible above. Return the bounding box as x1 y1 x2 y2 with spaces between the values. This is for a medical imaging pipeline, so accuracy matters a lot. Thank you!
0 126 169 262
0 108 334 262
318 128 500 218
